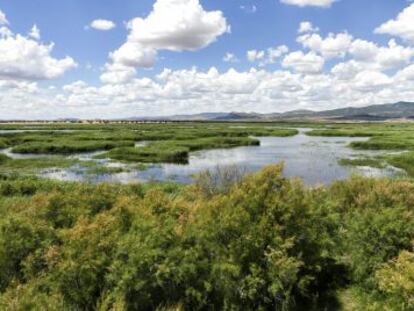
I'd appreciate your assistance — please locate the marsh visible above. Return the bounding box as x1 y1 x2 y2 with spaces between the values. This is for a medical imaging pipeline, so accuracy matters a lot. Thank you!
40 129 403 185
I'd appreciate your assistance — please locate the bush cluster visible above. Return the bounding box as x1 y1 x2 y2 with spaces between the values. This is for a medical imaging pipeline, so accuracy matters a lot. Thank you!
0 165 413 310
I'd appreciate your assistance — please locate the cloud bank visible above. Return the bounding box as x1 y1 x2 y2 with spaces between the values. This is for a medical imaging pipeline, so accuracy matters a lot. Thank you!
1 2 414 119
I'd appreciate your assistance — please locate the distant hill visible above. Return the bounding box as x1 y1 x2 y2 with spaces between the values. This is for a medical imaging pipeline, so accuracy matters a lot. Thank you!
312 101 414 119
128 112 265 121
141 101 414 121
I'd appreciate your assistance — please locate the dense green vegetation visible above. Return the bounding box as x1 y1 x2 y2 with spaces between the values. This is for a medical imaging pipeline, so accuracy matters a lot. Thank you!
0 165 413 310
0 122 414 309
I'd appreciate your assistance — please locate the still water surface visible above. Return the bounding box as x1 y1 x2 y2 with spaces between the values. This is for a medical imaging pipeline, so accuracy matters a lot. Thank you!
40 130 403 185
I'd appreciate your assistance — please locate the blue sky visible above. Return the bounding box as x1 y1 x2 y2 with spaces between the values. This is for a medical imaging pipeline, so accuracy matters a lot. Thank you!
0 0 414 119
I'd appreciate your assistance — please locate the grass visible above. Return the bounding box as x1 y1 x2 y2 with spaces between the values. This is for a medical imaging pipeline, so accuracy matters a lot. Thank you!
306 129 380 137
350 138 411 150
304 123 414 177
84 165 126 175
387 152 414 177
0 154 9 165
0 152 130 176
168 136 260 151
338 158 386 168
11 140 135 154
103 137 260 164
104 145 190 164
0 152 80 175
0 157 77 172
0 138 9 149
75 161 128 175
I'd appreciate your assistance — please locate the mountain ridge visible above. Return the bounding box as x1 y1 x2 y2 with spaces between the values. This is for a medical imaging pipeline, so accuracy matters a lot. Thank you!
129 101 414 121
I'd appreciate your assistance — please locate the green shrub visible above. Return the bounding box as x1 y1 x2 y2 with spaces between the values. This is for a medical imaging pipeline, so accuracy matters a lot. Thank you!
0 165 413 309
376 247 414 310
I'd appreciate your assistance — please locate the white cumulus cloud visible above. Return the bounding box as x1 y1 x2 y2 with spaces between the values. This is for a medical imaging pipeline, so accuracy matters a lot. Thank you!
298 21 319 34
0 9 8 25
125 0 228 51
90 19 116 31
109 42 157 69
353 70 392 92
102 0 229 83
223 52 239 63
4 61 414 119
375 3 414 44
28 24 40 40
397 63 414 81
282 51 325 74
100 63 137 85
280 0 336 8
0 27 76 80
3 8 414 119
297 32 353 59
349 39 414 70
247 45 288 66
247 50 265 62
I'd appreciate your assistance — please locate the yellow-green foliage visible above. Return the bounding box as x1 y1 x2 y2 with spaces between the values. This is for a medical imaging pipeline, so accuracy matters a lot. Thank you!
0 165 414 309
376 247 414 309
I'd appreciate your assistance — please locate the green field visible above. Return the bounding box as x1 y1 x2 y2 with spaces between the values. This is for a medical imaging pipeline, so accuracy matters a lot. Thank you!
1 121 414 310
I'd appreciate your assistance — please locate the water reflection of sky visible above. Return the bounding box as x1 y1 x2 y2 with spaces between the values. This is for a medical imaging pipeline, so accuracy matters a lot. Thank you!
40 131 405 186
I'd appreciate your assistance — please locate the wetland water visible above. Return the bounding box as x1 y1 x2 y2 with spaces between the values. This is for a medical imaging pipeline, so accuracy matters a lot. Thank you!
36 130 403 185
